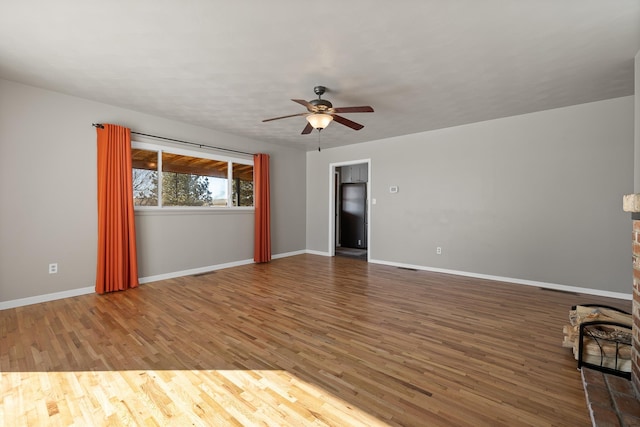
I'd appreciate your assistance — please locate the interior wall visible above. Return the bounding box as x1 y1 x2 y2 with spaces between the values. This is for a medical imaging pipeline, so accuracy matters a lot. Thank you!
0 79 306 303
307 96 634 294
636 51 640 192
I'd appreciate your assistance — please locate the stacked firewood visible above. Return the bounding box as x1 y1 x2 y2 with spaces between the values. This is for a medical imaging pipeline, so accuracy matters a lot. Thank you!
562 305 632 369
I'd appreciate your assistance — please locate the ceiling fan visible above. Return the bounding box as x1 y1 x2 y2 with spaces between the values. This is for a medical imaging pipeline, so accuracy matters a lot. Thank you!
262 86 374 135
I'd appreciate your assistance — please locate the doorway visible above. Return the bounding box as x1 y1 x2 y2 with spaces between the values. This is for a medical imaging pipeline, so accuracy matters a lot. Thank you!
331 161 370 261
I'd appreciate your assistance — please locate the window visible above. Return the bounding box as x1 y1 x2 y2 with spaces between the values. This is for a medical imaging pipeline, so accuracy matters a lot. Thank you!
232 163 254 207
132 148 158 206
131 142 254 209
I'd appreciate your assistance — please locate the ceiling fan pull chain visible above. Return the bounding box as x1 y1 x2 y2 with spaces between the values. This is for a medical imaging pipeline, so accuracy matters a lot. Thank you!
318 129 322 152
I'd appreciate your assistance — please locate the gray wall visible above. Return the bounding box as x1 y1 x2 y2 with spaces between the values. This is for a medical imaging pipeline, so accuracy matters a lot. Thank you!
0 79 306 302
636 51 640 192
307 97 634 293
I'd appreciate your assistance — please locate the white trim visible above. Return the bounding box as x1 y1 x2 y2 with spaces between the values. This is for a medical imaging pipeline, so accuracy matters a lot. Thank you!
2 253 630 310
157 148 163 207
227 162 233 207
306 249 332 257
1 252 311 310
272 250 306 259
368 258 632 300
334 169 341 249
139 259 254 284
329 159 372 260
1 253 308 309
131 140 253 211
131 135 254 161
138 251 314 284
132 140 252 165
0 286 94 311
134 206 254 215
366 164 371 262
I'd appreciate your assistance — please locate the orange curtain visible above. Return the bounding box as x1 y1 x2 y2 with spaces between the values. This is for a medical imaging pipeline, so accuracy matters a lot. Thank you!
254 153 271 263
96 124 139 294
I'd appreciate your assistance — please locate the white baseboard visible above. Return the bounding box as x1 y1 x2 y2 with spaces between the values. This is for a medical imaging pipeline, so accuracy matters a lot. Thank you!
3 251 630 310
0 251 308 310
141 250 310 283
272 250 307 259
305 249 331 257
139 258 255 284
0 286 95 311
368 258 632 300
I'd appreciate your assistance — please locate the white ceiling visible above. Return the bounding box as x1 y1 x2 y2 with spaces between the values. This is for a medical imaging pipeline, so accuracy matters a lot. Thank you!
1 1 639 151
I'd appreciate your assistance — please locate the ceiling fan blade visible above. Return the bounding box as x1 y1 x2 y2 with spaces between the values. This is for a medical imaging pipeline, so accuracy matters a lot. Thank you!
332 114 364 131
292 99 314 110
332 106 374 113
262 112 308 122
301 122 314 135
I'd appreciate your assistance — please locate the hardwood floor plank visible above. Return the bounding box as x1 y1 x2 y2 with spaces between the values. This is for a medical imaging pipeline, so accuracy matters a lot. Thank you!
1 254 630 426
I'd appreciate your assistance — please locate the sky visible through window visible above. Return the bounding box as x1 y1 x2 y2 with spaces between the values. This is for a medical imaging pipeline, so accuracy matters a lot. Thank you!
209 176 227 203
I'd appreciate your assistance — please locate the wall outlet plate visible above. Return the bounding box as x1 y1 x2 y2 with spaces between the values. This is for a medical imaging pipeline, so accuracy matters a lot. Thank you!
389 186 399 193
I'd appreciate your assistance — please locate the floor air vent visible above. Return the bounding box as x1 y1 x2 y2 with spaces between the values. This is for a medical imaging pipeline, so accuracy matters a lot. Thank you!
193 271 216 277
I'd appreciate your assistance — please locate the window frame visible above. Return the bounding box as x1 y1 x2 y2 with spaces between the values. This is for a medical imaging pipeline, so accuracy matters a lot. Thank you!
131 140 254 212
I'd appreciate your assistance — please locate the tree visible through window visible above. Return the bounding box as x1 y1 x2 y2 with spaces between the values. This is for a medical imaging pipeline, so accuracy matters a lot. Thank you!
161 152 221 207
232 163 254 207
132 149 158 206
162 172 212 206
131 145 253 208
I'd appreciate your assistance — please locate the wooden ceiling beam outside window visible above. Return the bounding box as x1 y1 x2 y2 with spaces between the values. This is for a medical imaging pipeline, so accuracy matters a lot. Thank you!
131 149 253 181
163 153 228 179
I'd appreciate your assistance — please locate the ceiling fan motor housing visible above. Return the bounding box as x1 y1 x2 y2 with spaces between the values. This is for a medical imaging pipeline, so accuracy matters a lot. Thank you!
310 86 332 112
309 98 333 112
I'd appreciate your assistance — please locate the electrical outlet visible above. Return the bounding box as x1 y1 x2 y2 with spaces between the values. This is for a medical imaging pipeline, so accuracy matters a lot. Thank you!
436 247 442 255
49 263 58 274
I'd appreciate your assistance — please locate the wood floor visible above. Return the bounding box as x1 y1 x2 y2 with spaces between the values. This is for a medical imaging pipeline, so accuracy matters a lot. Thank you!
1 254 631 426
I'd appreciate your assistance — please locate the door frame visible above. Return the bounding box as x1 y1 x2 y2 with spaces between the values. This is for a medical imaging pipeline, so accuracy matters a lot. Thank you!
328 159 371 260
334 169 341 248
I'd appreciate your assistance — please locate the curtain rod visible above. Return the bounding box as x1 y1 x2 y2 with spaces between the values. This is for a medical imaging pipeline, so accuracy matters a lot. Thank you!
92 123 255 156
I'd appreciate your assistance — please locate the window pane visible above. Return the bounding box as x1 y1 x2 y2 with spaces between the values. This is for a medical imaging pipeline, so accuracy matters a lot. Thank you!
161 152 227 207
132 148 158 206
232 163 254 207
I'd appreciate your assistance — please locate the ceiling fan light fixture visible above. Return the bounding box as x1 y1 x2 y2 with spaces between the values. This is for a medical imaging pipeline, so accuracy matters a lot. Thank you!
306 113 333 129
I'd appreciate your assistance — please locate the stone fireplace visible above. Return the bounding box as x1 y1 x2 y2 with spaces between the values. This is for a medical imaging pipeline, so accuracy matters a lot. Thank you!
623 193 640 391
